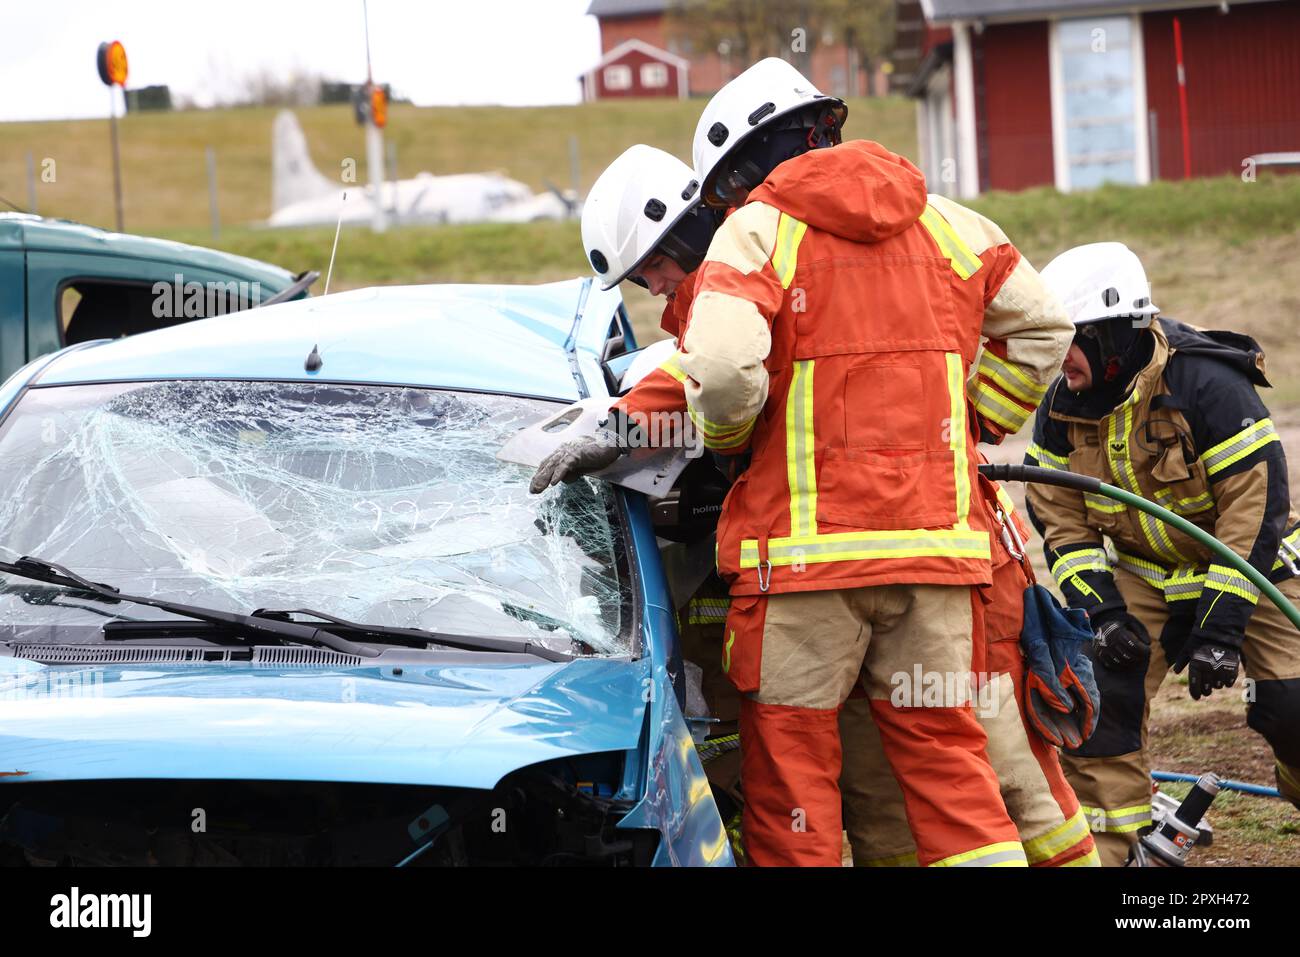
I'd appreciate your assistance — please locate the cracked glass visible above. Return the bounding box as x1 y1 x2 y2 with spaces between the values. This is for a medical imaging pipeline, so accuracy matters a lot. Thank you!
0 381 631 656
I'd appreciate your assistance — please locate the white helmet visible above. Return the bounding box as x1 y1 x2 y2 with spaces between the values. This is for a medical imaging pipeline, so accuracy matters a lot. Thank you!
582 145 703 291
1040 242 1159 327
692 57 846 208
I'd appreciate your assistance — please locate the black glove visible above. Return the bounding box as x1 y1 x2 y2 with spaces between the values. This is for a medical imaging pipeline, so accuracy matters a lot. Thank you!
529 437 621 493
1091 610 1151 672
1173 634 1241 700
1158 602 1198 667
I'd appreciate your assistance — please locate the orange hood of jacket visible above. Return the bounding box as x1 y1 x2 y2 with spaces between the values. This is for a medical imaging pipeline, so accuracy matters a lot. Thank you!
747 139 928 244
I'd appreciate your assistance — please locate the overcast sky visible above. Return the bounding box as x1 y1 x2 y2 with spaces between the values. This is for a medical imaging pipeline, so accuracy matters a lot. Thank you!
1 0 603 122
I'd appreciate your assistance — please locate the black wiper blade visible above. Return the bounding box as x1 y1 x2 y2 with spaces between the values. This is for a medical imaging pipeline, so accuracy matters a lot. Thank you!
252 608 575 662
0 557 576 663
0 556 381 659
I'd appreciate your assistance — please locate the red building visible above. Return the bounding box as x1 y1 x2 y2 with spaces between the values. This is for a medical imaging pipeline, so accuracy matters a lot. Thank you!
583 37 691 100
584 0 874 99
894 0 1300 196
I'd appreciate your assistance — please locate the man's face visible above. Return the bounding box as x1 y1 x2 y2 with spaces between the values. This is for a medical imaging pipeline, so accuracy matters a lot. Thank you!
1062 340 1093 391
632 253 688 298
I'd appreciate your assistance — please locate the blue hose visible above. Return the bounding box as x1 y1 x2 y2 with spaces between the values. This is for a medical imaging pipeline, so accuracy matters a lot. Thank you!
1153 770 1281 798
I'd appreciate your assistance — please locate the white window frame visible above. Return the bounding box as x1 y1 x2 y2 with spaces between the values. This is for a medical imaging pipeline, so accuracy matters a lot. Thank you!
604 64 633 91
1049 14 1151 192
640 62 669 89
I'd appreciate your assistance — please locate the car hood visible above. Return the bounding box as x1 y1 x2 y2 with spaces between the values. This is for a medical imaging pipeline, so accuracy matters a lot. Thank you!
0 655 648 789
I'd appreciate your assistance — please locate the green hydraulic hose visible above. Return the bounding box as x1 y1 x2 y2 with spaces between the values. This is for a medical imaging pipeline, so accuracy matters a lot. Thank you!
979 463 1300 632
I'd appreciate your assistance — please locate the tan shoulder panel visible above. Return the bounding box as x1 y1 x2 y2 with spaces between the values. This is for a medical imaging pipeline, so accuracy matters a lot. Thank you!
704 201 783 276
927 194 1010 257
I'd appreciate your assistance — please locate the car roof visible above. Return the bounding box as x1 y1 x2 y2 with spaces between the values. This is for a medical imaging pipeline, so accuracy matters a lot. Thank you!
0 213 297 288
33 278 626 402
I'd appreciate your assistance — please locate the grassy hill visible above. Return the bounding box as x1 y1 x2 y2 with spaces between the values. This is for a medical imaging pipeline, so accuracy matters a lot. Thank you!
0 97 915 233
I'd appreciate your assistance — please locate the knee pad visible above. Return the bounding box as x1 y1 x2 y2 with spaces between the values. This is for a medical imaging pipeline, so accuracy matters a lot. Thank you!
1247 676 1300 768
1067 661 1147 758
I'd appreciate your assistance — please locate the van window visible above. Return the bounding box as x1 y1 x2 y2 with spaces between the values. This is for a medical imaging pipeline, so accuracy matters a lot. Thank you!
58 278 256 346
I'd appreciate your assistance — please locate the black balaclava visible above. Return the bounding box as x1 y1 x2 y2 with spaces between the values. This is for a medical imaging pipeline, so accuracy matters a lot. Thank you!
1072 316 1156 415
658 203 724 275
710 103 843 207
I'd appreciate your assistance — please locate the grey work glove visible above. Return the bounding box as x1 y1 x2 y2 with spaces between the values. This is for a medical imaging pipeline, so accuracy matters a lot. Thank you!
529 437 621 493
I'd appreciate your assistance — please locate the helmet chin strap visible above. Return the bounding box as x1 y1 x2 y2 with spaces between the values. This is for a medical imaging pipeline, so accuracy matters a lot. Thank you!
1096 322 1124 383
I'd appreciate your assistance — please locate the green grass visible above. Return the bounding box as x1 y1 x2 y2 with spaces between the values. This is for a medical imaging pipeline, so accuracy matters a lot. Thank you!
162 221 588 290
968 173 1300 267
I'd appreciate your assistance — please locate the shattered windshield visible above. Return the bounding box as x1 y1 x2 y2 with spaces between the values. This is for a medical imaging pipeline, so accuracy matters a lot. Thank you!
0 381 632 655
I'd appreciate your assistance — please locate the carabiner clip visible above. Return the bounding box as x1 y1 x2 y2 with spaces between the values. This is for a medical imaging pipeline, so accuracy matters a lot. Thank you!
756 559 772 593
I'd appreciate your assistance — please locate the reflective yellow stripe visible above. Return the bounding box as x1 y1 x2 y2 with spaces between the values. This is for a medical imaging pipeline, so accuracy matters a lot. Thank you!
1084 491 1127 514
694 733 740 762
1164 564 1207 602
722 629 734 673
918 204 983 280
1026 442 1069 470
685 403 750 437
1081 802 1152 834
929 840 1028 868
771 212 809 290
740 529 991 567
1115 550 1166 589
687 597 730 624
1023 809 1092 864
973 383 1031 433
977 350 1048 406
947 353 971 529
687 405 756 450
689 598 730 611
1204 563 1261 604
1063 847 1102 867
1117 551 1210 602
658 352 688 383
1153 486 1214 516
1202 418 1280 476
995 484 1018 518
1106 393 1183 564
1051 547 1110 600
862 850 919 867
786 360 817 537
1051 548 1111 579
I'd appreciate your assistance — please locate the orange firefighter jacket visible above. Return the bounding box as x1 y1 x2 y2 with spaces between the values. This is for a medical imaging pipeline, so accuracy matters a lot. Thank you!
675 140 1072 596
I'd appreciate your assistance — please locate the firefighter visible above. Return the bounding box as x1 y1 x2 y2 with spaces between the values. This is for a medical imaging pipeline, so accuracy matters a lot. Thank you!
1025 241 1300 865
544 139 1093 866
679 58 1074 867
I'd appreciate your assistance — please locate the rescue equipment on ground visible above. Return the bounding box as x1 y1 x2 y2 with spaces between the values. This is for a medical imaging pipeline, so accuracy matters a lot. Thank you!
1131 772 1220 867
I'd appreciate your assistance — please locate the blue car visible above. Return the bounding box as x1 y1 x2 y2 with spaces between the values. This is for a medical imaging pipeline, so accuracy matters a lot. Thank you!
0 278 732 867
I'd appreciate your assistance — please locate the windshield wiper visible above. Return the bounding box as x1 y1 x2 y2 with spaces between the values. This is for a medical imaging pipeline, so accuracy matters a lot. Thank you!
0 557 383 658
250 608 574 662
0 557 574 662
